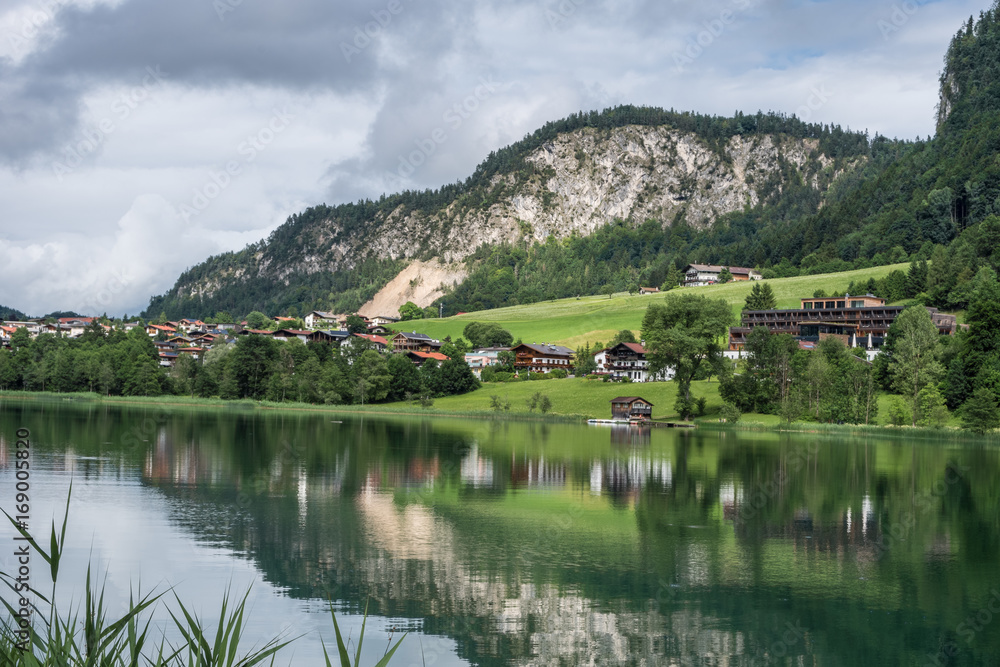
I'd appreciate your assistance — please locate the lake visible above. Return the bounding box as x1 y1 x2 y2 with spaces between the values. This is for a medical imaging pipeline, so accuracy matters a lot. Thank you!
1 399 999 665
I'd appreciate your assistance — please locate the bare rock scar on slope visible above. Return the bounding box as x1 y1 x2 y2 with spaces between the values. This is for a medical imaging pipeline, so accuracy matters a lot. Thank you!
358 260 468 318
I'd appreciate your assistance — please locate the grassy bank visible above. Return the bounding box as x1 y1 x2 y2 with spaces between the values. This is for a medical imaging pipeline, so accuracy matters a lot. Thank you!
404 263 910 347
0 379 978 435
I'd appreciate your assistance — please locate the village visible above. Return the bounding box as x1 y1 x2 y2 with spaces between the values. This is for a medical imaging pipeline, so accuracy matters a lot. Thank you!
0 264 960 403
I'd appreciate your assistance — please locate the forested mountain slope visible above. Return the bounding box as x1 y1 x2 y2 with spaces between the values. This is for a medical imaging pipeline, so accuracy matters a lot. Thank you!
145 2 1000 321
144 108 874 319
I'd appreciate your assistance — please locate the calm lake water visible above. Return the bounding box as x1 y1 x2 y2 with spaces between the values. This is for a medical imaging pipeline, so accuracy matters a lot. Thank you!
1 399 999 666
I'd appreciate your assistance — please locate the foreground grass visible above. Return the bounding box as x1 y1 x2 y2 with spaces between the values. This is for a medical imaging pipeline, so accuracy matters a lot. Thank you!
406 263 911 347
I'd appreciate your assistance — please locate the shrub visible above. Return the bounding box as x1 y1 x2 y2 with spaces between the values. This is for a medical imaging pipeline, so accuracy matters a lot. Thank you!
550 368 568 379
887 397 911 426
696 396 708 417
720 403 741 423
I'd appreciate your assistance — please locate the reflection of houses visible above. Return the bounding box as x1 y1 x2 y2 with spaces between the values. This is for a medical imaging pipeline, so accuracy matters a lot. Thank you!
729 294 958 351
609 424 651 447
594 454 673 501
510 457 567 488
594 342 674 382
609 397 653 421
460 445 495 488
511 343 574 373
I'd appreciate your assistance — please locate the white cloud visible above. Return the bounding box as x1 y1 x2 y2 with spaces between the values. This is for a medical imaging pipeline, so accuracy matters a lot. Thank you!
0 0 990 315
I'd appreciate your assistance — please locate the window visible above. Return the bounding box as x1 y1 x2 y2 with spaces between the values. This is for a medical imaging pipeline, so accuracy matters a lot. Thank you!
804 302 813 310
825 301 835 309
851 300 864 308
837 301 846 308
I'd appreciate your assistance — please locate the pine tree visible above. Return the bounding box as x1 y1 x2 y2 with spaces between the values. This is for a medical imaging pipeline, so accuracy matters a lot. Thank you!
962 388 1000 434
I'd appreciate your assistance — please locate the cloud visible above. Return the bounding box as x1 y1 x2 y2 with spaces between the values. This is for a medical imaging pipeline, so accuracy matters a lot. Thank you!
0 0 989 315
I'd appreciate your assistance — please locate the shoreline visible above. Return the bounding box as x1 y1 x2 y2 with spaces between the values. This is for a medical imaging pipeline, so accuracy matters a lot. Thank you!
1 390 995 441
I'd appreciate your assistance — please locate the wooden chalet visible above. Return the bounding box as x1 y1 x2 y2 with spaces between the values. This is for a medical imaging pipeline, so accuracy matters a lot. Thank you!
391 331 442 353
307 330 352 345
511 343 574 373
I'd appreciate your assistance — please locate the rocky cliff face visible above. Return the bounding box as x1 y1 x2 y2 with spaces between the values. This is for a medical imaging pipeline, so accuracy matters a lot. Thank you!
169 124 858 302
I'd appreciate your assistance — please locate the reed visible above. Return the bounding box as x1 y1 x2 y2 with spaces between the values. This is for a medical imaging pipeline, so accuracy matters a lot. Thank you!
1 486 404 666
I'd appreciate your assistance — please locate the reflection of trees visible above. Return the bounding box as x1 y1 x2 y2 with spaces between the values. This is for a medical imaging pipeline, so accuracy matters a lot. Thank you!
5 403 1000 665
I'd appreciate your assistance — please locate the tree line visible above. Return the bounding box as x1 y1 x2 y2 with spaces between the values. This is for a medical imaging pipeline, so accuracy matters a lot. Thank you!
0 324 481 406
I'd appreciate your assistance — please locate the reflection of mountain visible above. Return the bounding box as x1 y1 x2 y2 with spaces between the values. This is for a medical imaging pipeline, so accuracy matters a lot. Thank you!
5 403 999 665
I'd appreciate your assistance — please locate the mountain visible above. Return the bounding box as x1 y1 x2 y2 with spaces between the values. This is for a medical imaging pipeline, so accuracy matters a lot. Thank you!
0 305 28 321
143 107 874 320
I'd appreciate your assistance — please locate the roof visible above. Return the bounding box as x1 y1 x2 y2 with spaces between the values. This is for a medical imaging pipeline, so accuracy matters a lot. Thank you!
409 351 449 361
309 329 351 338
609 396 654 405
515 343 575 356
353 333 388 346
601 341 647 354
685 264 759 275
274 316 296 322
395 331 432 340
148 324 176 332
59 316 96 324
272 329 312 336
308 311 336 318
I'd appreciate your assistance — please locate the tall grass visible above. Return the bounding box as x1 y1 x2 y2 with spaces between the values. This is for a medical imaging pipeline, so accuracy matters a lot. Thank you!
1 487 405 666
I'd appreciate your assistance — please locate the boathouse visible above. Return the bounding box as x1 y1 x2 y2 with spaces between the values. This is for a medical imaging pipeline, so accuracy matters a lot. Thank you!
610 396 654 421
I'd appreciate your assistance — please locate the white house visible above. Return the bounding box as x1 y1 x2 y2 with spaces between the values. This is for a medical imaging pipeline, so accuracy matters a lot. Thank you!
594 342 674 382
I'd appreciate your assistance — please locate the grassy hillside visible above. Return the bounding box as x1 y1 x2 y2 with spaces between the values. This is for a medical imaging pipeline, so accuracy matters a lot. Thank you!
407 263 910 348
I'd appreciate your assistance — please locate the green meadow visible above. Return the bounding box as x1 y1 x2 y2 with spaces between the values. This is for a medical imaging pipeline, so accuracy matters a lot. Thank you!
407 263 910 347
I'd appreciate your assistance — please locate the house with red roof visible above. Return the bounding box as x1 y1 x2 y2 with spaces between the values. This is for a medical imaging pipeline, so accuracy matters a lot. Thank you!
406 351 450 366
146 324 177 337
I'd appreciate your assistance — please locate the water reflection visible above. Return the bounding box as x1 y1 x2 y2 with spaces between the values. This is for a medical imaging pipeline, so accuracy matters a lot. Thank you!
1 401 999 665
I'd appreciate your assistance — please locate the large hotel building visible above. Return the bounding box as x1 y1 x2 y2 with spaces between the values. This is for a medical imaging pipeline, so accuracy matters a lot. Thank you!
728 294 959 351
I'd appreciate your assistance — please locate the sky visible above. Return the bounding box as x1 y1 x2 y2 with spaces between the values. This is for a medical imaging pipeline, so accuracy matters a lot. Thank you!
0 0 989 317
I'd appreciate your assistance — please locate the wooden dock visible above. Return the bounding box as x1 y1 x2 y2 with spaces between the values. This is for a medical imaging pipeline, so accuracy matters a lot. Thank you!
587 419 696 429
